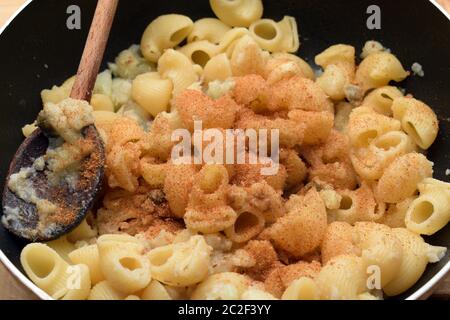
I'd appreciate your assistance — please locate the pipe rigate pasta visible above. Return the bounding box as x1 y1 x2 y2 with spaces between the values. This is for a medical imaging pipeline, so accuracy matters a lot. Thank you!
270 53 315 80
242 288 278 300
355 52 409 92
21 243 71 299
383 228 447 296
141 280 179 300
405 180 450 235
229 35 270 77
315 44 356 100
131 72 173 117
147 236 212 287
185 165 238 233
328 183 386 224
188 18 231 44
350 130 416 181
281 277 320 300
249 16 299 53
62 264 91 300
263 188 327 258
191 272 251 300
69 244 105 285
210 0 263 27
224 208 265 243
140 14 194 63
315 255 367 300
321 222 360 264
157 49 201 97
361 86 404 116
88 281 125 300
97 238 151 294
356 224 403 288
202 53 233 83
249 19 284 52
178 40 220 68
391 97 439 149
375 153 433 204
163 161 197 218
347 107 401 148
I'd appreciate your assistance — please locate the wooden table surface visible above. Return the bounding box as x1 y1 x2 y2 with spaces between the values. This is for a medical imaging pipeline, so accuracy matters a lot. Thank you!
0 0 449 301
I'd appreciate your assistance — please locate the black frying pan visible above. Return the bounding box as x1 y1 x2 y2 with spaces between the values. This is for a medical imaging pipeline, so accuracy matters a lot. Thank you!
0 0 449 300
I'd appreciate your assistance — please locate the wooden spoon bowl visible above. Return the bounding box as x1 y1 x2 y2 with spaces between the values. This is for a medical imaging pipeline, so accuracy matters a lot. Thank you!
2 126 105 241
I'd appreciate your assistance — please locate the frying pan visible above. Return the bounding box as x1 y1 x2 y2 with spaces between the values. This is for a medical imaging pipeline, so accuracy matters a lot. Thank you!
0 0 449 300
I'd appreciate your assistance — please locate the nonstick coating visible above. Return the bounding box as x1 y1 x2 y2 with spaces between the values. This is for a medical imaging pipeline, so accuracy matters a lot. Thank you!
0 0 449 299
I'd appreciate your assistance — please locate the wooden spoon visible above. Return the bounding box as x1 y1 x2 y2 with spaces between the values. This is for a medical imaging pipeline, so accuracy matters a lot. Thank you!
1 0 119 242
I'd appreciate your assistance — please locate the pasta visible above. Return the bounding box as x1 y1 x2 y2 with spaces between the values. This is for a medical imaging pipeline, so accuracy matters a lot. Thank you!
21 244 71 299
315 44 356 101
347 107 401 148
355 52 409 92
356 223 403 288
97 237 151 294
281 277 320 300
241 288 277 300
88 281 125 300
67 218 97 242
262 188 327 258
249 16 299 53
62 264 91 300
147 235 212 287
405 181 450 235
13 0 450 301
224 209 265 243
210 0 263 27
383 228 446 296
185 165 237 233
360 86 404 116
229 35 270 77
68 244 105 285
315 255 367 300
270 52 315 80
141 14 194 63
375 153 433 204
158 49 201 97
191 272 250 300
178 40 220 67
202 53 233 83
188 18 231 44
328 183 386 224
249 19 284 52
131 72 173 117
46 236 76 263
141 280 174 300
91 94 115 112
321 221 360 264
163 161 197 218
391 97 439 149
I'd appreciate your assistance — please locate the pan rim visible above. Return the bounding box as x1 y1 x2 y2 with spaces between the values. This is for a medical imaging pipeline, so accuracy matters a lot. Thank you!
0 0 449 301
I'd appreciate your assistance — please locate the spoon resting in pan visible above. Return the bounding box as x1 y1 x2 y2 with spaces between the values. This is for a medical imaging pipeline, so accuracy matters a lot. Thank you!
1 0 119 242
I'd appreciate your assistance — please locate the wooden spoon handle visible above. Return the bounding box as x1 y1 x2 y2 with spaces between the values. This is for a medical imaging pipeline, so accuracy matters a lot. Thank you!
70 0 119 101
